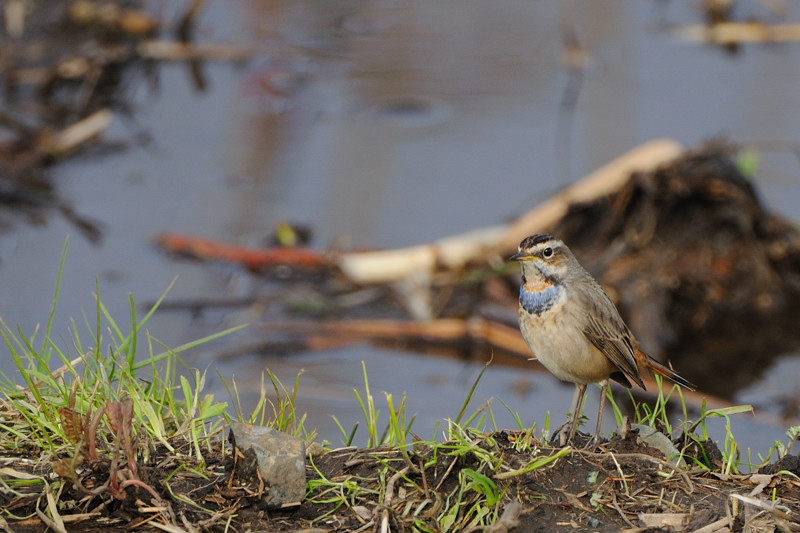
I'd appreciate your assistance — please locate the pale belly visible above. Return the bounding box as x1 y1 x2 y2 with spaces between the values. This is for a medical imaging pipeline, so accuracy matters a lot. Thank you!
519 306 616 385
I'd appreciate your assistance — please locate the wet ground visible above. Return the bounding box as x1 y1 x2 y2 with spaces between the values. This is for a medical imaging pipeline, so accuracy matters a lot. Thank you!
2 1 800 454
5 418 800 532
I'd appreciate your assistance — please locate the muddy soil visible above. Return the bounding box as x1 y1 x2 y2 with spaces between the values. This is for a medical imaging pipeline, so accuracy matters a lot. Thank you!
3 425 800 532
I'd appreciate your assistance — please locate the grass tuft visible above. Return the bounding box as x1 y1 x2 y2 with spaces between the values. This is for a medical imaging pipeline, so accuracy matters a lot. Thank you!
0 243 242 512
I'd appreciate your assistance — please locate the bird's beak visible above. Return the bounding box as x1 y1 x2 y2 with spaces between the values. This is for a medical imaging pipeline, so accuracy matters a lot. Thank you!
509 251 523 261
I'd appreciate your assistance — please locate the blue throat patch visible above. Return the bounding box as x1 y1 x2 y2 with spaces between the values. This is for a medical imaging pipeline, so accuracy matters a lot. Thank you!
519 284 563 315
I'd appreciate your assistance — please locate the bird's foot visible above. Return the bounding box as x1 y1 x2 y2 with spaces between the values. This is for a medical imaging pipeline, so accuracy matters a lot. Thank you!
548 422 573 447
583 433 608 450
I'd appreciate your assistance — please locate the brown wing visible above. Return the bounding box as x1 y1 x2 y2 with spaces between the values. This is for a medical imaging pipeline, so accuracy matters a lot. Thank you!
582 306 646 390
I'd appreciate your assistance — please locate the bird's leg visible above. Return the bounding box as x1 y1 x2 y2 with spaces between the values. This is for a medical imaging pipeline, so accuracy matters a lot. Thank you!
567 384 587 444
591 380 610 446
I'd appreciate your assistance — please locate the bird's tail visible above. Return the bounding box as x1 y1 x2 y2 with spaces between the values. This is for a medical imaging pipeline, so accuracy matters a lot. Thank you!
637 349 696 391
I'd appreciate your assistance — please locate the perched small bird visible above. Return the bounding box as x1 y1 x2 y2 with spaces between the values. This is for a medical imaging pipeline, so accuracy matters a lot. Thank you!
510 233 695 444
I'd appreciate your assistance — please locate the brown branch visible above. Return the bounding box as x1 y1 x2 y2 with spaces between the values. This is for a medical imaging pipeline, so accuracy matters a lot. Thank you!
156 233 326 269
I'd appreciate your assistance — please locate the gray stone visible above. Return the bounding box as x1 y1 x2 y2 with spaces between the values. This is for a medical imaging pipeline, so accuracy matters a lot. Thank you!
230 422 306 508
632 424 686 468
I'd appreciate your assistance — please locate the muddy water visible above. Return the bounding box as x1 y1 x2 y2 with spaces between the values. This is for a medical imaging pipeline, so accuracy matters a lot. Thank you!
2 1 800 453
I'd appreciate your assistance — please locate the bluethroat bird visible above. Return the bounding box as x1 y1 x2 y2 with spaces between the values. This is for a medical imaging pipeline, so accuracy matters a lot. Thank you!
510 234 695 444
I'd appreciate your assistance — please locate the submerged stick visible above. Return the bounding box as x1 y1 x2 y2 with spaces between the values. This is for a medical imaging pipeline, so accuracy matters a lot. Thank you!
260 316 750 419
156 233 326 269
264 317 530 355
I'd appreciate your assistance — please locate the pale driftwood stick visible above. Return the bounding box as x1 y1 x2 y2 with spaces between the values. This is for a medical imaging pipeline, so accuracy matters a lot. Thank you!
494 138 683 252
50 109 114 155
257 317 782 424
672 23 800 45
338 139 683 285
262 317 532 356
5 0 25 38
13 355 85 394
137 40 253 62
338 225 507 284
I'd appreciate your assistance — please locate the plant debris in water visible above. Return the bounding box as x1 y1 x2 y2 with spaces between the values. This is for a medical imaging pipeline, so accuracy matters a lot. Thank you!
0 0 247 237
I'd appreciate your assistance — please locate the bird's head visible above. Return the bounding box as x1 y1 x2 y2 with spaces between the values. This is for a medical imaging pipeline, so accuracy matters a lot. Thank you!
509 233 575 283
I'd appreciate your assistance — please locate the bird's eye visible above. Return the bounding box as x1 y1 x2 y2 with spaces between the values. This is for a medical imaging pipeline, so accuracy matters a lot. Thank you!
543 247 553 258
